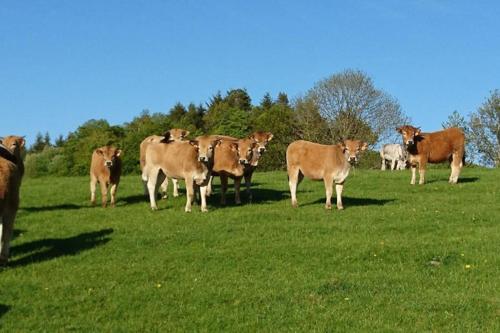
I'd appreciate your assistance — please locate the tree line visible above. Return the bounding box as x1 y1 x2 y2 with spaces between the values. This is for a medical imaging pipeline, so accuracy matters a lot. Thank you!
23 70 499 177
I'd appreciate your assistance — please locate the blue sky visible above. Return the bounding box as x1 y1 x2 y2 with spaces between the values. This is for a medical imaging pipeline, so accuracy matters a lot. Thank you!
1 0 499 146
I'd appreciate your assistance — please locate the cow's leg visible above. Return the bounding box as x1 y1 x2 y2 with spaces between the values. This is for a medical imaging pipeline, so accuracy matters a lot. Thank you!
244 173 252 203
220 175 228 205
418 161 427 185
381 158 386 170
336 182 344 210
184 177 194 212
147 168 161 210
206 176 214 197
100 181 108 208
390 159 396 171
172 179 180 197
160 177 168 199
288 166 301 208
0 211 15 265
410 165 417 185
324 176 333 210
449 152 462 184
90 175 97 205
234 177 242 205
110 183 118 207
200 185 208 212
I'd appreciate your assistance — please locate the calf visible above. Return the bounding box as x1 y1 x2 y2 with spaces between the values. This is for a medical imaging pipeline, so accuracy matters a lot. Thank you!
0 136 25 265
287 139 367 210
90 146 122 207
142 136 218 212
139 129 189 197
396 125 465 184
243 131 273 202
203 136 256 205
380 143 406 170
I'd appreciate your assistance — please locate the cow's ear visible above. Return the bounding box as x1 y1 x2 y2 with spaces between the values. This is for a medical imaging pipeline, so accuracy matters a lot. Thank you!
189 140 199 148
340 142 347 152
248 133 255 141
360 142 368 151
415 128 421 136
251 142 258 149
266 132 273 141
95 149 103 155
162 131 171 142
213 139 222 147
115 149 122 157
230 142 238 152
18 137 26 148
181 130 189 138
396 127 403 133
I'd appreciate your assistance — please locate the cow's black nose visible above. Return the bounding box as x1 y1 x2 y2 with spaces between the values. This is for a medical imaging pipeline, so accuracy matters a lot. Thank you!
105 161 112 167
258 148 265 153
349 157 356 163
239 159 247 164
407 140 414 145
199 156 207 162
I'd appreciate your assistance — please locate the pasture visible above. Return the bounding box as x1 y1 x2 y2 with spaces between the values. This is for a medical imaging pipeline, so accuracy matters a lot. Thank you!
1 168 499 332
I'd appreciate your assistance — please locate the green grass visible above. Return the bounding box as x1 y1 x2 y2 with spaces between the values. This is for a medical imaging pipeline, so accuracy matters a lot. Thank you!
1 168 499 332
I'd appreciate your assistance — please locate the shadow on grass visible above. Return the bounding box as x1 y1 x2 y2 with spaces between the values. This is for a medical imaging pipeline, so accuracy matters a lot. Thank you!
8 229 113 268
12 229 26 240
424 176 479 184
304 196 395 207
0 304 9 319
206 187 288 206
21 203 85 212
119 194 148 205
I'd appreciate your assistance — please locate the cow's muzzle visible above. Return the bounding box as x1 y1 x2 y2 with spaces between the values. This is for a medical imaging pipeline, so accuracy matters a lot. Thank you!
348 157 357 164
258 147 266 154
239 159 249 165
198 156 208 162
406 140 414 146
105 161 113 167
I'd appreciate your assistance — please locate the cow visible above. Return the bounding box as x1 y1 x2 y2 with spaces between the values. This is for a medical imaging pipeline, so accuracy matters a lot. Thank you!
90 146 123 207
142 135 219 212
380 143 406 170
202 136 257 205
139 129 189 198
0 135 25 265
396 125 465 184
205 131 272 203
286 139 368 210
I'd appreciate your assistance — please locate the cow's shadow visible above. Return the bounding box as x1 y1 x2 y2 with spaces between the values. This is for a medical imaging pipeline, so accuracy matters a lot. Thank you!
304 196 395 207
21 203 85 213
119 194 148 205
424 177 479 184
8 229 113 268
206 187 288 206
0 304 9 319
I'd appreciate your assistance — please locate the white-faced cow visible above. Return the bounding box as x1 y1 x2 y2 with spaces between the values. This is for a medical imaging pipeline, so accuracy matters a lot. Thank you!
0 135 25 265
139 128 189 198
90 146 122 207
396 125 465 184
142 136 219 212
286 139 367 210
380 143 406 170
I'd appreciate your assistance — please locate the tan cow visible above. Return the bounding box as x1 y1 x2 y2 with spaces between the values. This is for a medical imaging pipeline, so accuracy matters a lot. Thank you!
90 146 122 207
142 136 219 212
139 128 189 197
0 135 25 265
286 139 367 210
396 125 465 184
204 132 272 203
201 136 256 205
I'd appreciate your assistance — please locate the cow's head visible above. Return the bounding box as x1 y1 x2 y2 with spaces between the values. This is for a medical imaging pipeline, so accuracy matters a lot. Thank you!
341 140 368 164
236 138 257 165
95 146 122 168
0 136 25 154
161 128 190 143
396 125 421 146
190 136 220 163
248 131 273 154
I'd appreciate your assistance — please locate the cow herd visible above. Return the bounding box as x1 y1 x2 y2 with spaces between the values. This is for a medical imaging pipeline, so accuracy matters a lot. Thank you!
0 125 465 265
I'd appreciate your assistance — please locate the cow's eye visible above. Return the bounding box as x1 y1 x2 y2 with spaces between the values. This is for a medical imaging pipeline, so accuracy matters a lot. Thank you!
209 146 213 150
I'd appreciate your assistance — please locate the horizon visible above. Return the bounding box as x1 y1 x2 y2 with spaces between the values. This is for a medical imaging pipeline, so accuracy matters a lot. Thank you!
1 1 499 146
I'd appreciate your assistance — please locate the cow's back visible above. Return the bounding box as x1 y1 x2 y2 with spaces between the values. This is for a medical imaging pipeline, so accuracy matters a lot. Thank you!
417 127 465 163
287 140 342 180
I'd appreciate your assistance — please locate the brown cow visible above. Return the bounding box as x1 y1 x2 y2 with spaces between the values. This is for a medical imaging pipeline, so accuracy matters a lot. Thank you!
90 146 122 207
287 139 367 210
142 136 219 212
139 128 189 197
396 125 465 184
204 132 272 203
0 135 25 265
201 136 255 205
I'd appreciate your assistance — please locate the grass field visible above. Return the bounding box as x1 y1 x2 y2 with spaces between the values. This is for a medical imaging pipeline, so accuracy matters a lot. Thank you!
1 167 499 332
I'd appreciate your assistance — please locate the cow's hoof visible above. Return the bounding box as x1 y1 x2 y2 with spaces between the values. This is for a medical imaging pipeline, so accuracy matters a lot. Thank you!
325 204 332 210
337 206 344 210
151 206 158 211
201 207 208 213
185 208 192 213
291 202 298 208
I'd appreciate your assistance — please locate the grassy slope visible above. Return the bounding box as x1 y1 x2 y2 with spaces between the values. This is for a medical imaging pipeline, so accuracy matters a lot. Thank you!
0 168 499 332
